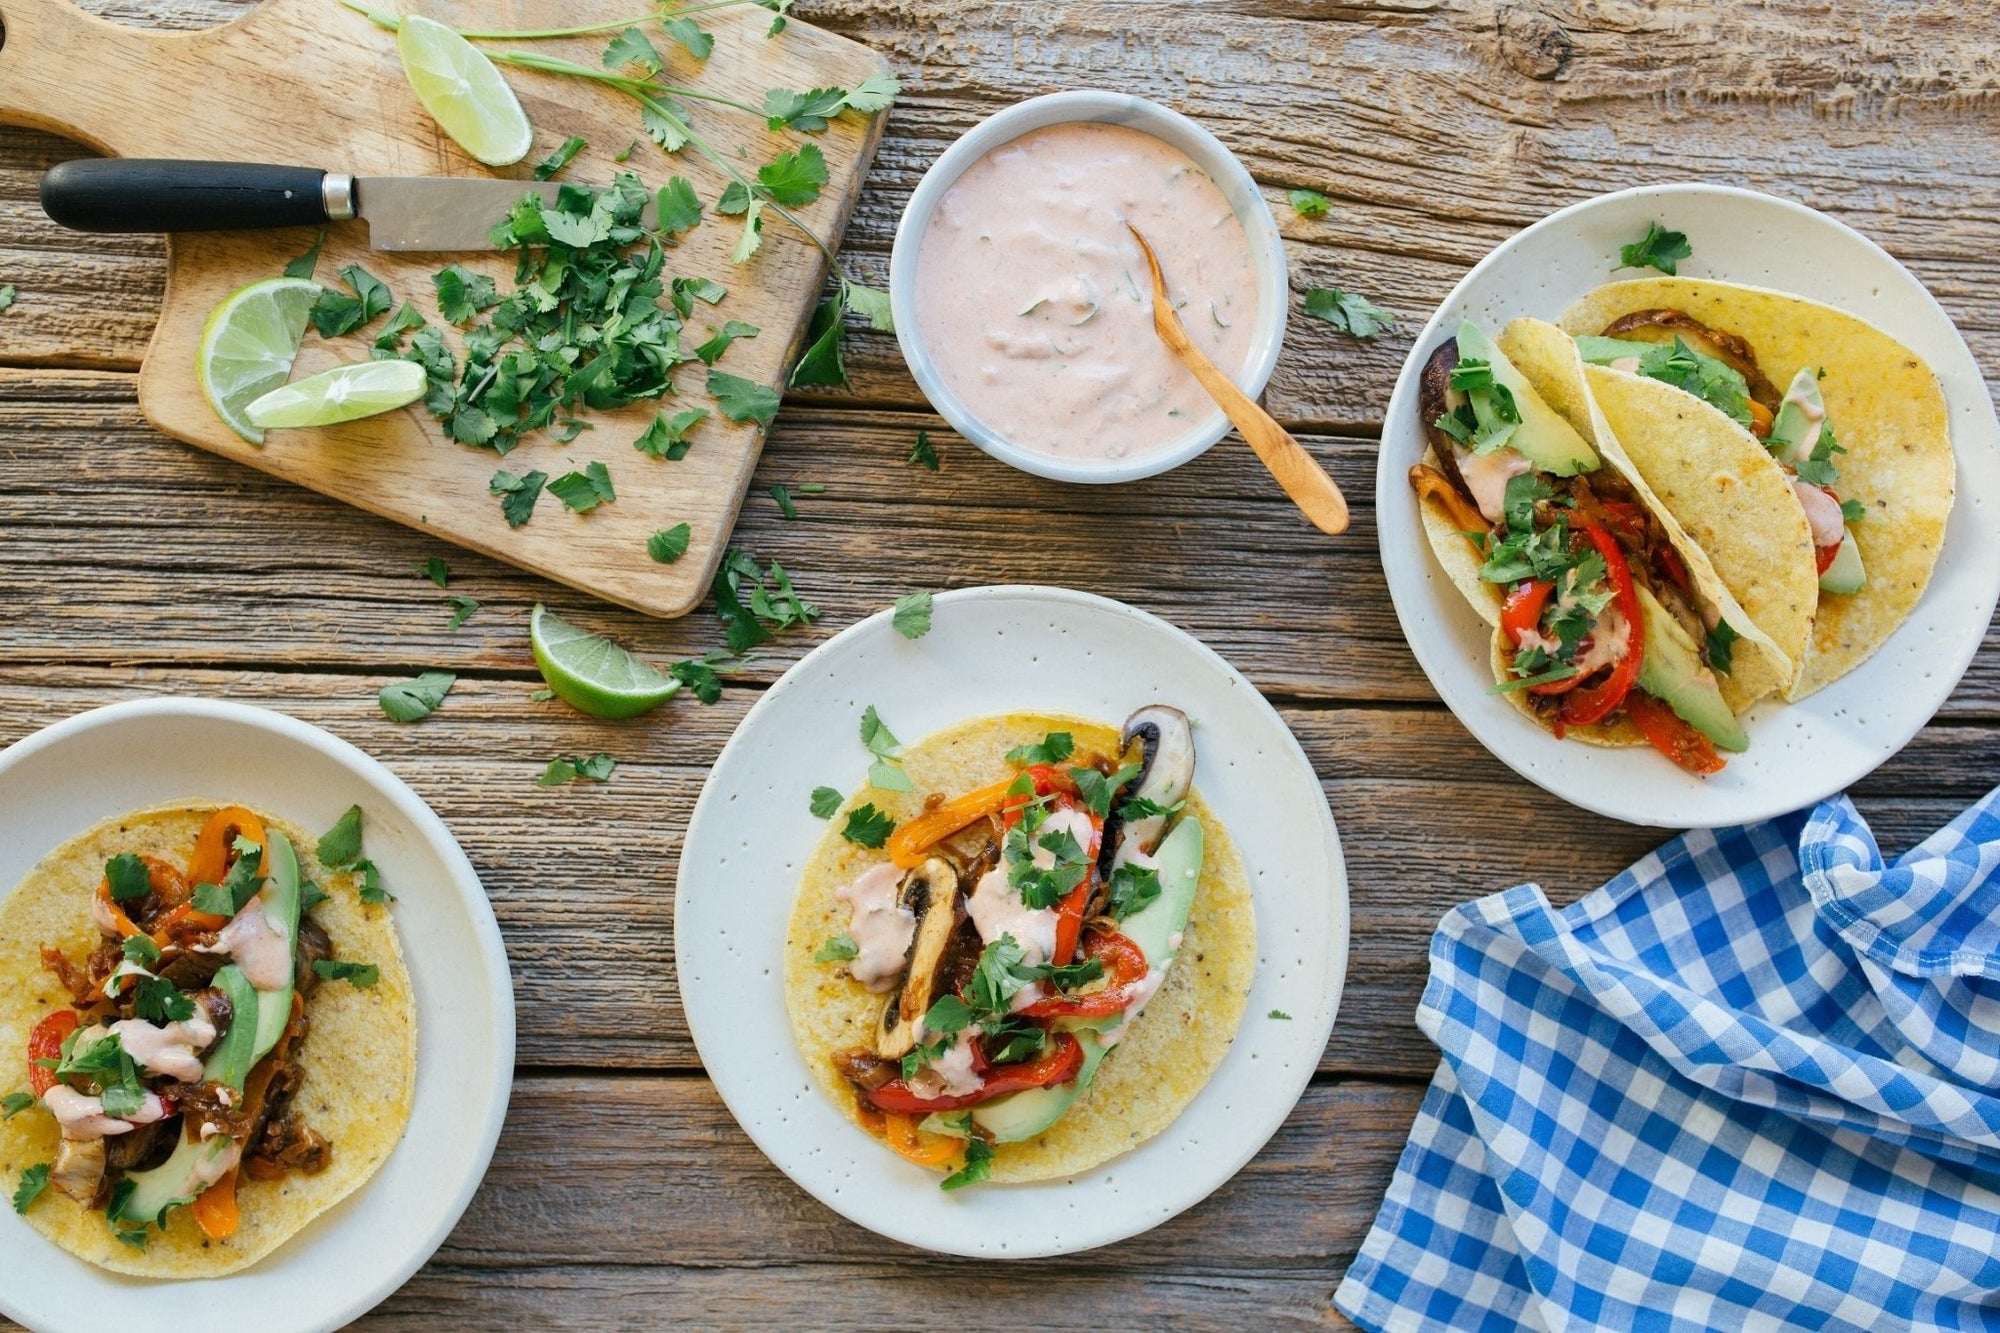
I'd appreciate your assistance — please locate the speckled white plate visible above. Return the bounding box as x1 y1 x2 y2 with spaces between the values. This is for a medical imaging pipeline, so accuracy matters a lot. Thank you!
676 586 1346 1258
0 699 512 1333
1379 183 2000 828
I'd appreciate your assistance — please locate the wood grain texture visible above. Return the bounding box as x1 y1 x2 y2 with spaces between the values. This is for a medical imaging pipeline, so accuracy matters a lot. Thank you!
3 2 2000 1328
0 0 889 618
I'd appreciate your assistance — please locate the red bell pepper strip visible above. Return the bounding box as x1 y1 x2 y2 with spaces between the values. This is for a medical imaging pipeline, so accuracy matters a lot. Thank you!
1049 805 1106 967
27 1009 79 1098
1555 521 1646 728
865 1033 1085 1114
1500 580 1554 647
1624 692 1726 776
1021 929 1149 1019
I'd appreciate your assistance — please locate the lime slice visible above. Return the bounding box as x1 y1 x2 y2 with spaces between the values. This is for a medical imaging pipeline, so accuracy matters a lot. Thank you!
530 603 681 719
197 276 321 445
245 359 427 430
398 14 533 167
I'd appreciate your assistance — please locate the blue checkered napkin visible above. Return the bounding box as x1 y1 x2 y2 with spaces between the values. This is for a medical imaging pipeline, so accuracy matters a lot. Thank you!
1334 787 2000 1332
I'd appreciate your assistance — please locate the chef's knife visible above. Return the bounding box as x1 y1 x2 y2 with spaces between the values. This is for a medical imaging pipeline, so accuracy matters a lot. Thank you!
37 159 631 251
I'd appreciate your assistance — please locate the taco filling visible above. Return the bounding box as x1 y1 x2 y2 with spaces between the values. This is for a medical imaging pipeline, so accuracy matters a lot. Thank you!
1410 322 1749 774
8 806 382 1254
1576 312 1867 595
805 707 1223 1188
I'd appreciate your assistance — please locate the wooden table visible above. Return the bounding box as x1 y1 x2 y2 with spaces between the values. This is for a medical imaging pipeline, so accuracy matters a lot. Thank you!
4 1 1997 1325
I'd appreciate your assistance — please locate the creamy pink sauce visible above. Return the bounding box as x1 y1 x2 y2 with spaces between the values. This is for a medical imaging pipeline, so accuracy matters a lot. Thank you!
836 863 916 992
915 123 1259 463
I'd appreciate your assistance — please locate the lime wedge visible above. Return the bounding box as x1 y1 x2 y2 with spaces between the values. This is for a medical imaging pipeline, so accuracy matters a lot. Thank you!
398 14 533 167
245 359 427 430
530 603 681 719
197 276 321 445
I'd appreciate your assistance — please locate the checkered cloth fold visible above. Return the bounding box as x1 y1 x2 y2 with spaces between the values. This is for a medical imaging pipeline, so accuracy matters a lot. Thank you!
1335 787 2000 1332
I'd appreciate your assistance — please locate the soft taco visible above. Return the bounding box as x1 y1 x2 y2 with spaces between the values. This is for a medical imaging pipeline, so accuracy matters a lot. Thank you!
0 803 414 1276
1409 317 1792 774
1559 276 1955 698
784 707 1253 1188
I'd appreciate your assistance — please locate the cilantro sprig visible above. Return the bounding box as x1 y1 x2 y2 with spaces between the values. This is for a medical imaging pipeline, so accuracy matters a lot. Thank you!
1616 221 1692 276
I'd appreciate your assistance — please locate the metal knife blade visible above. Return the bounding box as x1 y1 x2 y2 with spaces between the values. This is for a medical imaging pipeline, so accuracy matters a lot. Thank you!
356 176 563 252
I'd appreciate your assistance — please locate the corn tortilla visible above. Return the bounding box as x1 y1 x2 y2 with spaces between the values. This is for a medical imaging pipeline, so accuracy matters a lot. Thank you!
0 805 416 1277
784 713 1255 1184
1559 277 1955 699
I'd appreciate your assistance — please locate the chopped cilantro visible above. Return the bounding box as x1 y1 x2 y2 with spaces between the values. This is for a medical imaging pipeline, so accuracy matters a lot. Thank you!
283 231 324 280
1840 497 1867 525
1616 221 1692 276
12 1163 48 1215
378 670 456 723
133 977 194 1025
121 935 160 968
892 591 933 640
1302 286 1396 339
1491 663 1582 693
861 705 912 792
548 462 615 514
814 934 858 963
654 177 703 234
190 839 264 916
648 523 693 564
538 754 616 786
1288 188 1331 219
940 1138 994 1191
431 264 499 325
711 548 818 652
307 263 393 338
312 959 379 988
1269 1009 1293 1021
769 483 799 519
695 319 761 365
808 786 842 818
414 556 450 587
908 430 940 471
104 852 152 902
707 370 781 430
1106 862 1163 919
532 135 588 181
1005 732 1074 767
1706 620 1739 675
489 469 547 528
1070 762 1142 818
634 406 710 461
446 595 480 630
840 803 895 849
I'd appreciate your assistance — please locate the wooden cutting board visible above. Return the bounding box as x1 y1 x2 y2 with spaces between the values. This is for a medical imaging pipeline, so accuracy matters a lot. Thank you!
0 0 888 617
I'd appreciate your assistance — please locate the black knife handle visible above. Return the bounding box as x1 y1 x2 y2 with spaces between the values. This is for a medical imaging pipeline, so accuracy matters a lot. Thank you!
39 160 346 233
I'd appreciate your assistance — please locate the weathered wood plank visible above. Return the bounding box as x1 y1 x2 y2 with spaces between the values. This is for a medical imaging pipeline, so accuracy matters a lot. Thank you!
4 373 1999 713
2 666 1993 1080
9 0 2000 434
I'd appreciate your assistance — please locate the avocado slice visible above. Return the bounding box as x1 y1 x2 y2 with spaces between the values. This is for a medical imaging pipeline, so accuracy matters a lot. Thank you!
966 819 1209 1145
1819 530 1866 595
109 1126 233 1228
1455 322 1599 477
1634 585 1748 752
200 964 260 1091
1767 367 1826 467
247 830 302 1064
1572 335 1657 366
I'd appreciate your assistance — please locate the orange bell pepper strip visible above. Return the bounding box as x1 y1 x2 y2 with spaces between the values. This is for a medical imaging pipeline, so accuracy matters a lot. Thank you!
187 806 268 888
879 1111 965 1168
191 1168 240 1240
885 766 1078 869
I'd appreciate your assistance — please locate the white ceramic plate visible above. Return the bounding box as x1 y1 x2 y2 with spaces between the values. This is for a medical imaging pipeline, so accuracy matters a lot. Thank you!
677 586 1347 1257
0 699 512 1333
1379 183 2000 828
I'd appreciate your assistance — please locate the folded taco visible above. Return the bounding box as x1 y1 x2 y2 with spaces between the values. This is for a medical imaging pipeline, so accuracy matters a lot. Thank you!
1560 277 1955 698
785 707 1253 1188
1408 318 1791 774
0 803 414 1276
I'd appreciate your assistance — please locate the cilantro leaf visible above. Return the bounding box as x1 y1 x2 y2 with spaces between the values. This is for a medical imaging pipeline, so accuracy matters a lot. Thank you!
1 1091 33 1119
414 556 450 587
707 371 781 430
840 802 895 848
1841 497 1867 525
841 280 894 332
670 652 730 704
1070 762 1143 819
318 804 364 867
1302 286 1396 339
1106 862 1163 920
1288 188 1331 219
1006 732 1073 767
283 231 325 280
1705 619 1739 675
548 462 615 513
538 753 615 786
763 86 848 133
378 670 456 723
809 786 842 818
308 263 393 338
814 934 858 963
372 301 426 354
892 591 933 640
12 1163 49 1215
489 468 547 528
190 838 264 917
133 976 194 1024
104 852 152 902
861 705 901 758
432 264 499 325
787 295 848 389
695 319 761 365
711 548 818 652
908 430 939 471
941 1138 994 1191
312 959 379 988
1617 221 1693 275
654 177 703 235
842 72 900 113
604 26 664 74
1269 1009 1293 1020
648 523 693 564
769 483 799 519
663 15 713 59
641 98 692 153
446 595 479 630
634 407 709 461
122 935 161 968
755 143 830 208
533 135 588 181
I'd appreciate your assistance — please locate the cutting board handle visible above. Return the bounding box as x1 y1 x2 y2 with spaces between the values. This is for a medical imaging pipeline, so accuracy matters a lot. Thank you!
0 0 173 154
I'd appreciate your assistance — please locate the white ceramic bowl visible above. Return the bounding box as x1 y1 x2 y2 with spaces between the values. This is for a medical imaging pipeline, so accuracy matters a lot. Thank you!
677 586 1347 1257
889 91 1289 484
0 699 514 1333
1378 183 2000 828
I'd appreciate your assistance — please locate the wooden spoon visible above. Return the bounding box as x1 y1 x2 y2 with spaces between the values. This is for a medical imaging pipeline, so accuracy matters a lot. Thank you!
1128 224 1350 536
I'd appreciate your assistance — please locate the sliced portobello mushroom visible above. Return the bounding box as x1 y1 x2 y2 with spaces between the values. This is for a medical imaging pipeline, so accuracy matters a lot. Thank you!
874 858 963 1061
1095 706 1196 893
